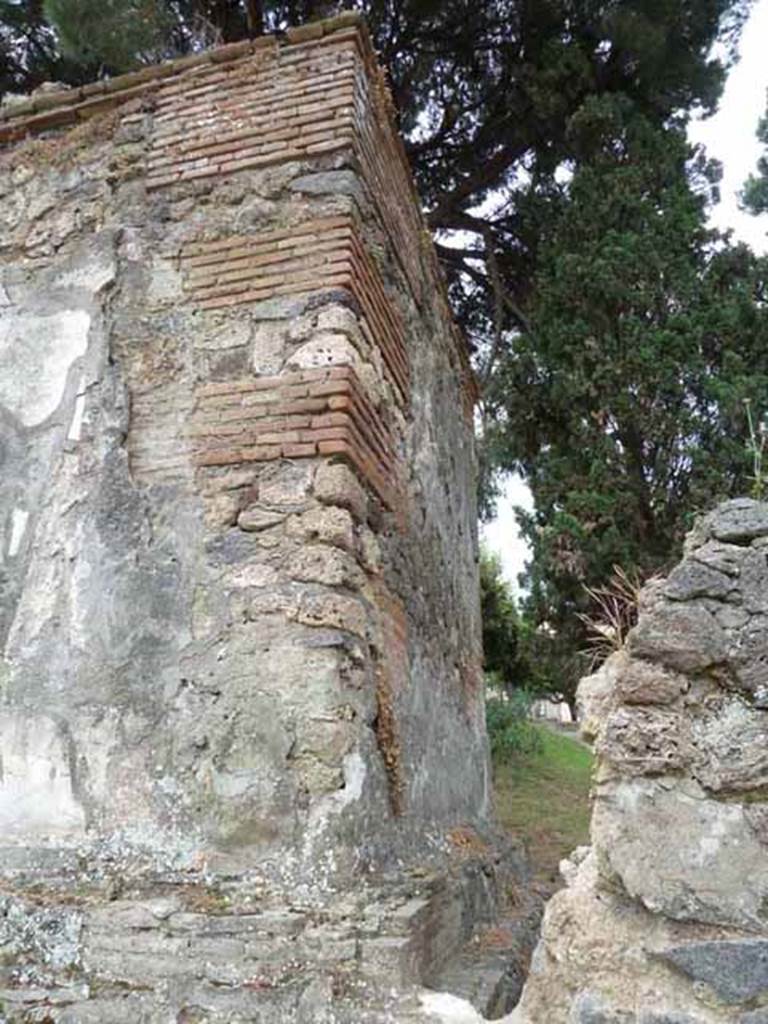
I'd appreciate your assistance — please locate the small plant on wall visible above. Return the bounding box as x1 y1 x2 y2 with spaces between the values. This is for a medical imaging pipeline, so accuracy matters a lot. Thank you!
744 398 767 500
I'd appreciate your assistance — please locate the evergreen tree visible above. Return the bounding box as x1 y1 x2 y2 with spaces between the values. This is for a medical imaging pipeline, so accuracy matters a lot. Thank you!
743 99 768 215
0 0 85 94
43 0 170 73
479 547 523 691
485 98 768 699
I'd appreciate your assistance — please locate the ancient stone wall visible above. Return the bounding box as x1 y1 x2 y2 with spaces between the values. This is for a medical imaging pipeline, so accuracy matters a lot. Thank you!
512 498 768 1024
0 17 505 1021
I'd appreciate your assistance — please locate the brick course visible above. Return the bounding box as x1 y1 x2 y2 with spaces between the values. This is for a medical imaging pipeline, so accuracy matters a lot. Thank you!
190 366 400 510
180 215 410 406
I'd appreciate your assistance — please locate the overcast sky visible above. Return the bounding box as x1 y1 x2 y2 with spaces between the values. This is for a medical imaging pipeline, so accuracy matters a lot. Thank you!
482 0 768 589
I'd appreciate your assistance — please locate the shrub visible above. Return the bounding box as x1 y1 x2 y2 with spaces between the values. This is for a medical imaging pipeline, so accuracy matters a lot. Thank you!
485 690 542 765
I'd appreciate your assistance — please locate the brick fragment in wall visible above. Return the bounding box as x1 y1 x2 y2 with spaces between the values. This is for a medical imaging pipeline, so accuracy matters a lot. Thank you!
189 366 401 511
126 388 196 484
374 584 410 692
180 215 410 407
371 584 409 814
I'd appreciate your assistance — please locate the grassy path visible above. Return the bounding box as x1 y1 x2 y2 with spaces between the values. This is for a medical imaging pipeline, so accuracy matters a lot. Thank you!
493 724 593 892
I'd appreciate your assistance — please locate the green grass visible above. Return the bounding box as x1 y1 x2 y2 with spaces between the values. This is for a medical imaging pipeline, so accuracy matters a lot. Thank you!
494 724 593 889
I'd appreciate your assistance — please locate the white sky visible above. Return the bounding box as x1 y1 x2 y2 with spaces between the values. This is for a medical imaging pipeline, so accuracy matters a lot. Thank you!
481 0 768 587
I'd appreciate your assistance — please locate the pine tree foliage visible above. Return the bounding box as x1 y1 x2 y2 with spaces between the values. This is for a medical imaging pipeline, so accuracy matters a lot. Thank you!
479 548 523 690
485 98 768 698
743 102 768 215
43 0 171 72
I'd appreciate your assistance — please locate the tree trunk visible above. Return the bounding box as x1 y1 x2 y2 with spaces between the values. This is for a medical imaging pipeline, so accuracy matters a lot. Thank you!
245 0 264 35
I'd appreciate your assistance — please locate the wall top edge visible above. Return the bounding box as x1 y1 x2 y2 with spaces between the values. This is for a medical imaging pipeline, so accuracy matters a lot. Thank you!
0 12 369 139
0 10 479 404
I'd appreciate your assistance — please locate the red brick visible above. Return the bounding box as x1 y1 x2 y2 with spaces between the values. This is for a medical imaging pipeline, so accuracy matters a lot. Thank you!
282 442 317 458
308 379 352 398
272 398 329 416
257 430 301 445
301 426 349 443
317 438 355 459
327 395 354 413
310 412 350 429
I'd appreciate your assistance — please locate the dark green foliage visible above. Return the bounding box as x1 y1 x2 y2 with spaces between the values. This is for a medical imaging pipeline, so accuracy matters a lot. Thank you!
0 0 89 94
479 547 523 690
485 692 542 764
485 98 768 701
480 546 580 711
43 0 171 72
743 104 768 215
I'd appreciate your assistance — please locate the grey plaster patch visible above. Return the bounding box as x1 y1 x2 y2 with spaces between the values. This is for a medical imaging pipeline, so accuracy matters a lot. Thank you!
53 247 115 293
570 992 633 1023
0 712 87 840
0 309 90 426
593 778 768 929
7 506 29 557
570 992 703 1024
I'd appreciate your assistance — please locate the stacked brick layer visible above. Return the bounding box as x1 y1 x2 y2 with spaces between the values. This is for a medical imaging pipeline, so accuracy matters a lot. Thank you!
146 35 357 189
191 366 399 509
181 215 409 405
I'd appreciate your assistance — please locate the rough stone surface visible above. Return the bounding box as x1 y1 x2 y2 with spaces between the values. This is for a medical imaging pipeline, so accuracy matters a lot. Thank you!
511 500 768 1024
0 19 515 1024
657 941 768 1005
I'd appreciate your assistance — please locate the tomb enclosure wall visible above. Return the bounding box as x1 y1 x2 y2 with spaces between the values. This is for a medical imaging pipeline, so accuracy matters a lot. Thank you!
0 15 487 893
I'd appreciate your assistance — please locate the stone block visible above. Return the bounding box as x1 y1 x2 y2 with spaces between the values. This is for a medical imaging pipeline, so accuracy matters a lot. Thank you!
251 320 288 375
295 592 369 638
663 558 740 602
288 331 360 370
258 460 313 508
314 461 367 521
288 545 363 587
289 170 363 197
237 505 286 532
709 499 768 543
316 303 363 338
598 706 690 775
628 602 728 674
593 778 768 929
658 940 768 1005
286 505 356 552
614 659 688 706
691 697 768 793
